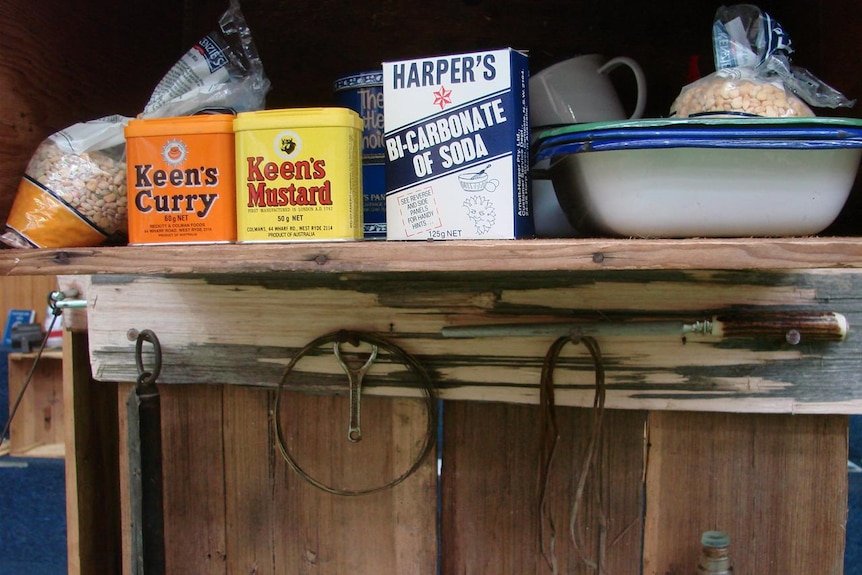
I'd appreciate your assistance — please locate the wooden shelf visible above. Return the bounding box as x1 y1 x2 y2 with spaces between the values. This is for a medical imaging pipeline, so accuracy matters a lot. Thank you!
6 351 64 459
8 349 64 360
1 237 862 277
0 439 64 459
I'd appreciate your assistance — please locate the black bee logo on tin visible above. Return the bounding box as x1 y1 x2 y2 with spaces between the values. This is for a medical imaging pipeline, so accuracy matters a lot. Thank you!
281 137 297 155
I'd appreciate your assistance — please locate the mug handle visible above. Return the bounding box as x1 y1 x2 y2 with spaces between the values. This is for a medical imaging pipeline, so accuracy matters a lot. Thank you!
598 56 647 119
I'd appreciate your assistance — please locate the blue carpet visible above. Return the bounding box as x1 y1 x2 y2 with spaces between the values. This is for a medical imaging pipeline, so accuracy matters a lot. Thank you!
0 456 67 575
850 468 862 575
0 348 66 575
849 415 862 575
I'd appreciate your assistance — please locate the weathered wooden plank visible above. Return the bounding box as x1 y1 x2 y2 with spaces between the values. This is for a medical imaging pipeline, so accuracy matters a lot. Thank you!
116 383 437 574
57 275 90 332
117 383 132 575
159 385 228 573
65 331 121 575
440 402 645 574
118 384 228 575
87 269 862 413
223 385 277 574
642 411 848 575
271 391 438 573
4 239 862 277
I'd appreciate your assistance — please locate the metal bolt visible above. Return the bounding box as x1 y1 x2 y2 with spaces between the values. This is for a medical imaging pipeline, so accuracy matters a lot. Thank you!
785 329 802 345
127 328 140 341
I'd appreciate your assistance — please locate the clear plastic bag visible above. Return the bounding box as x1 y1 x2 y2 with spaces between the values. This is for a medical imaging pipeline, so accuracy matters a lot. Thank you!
671 4 855 118
2 117 130 248
2 0 270 249
142 0 270 118
670 67 815 118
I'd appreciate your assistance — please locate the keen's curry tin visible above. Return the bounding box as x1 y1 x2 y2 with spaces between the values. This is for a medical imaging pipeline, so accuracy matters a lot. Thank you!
234 107 364 242
125 114 236 245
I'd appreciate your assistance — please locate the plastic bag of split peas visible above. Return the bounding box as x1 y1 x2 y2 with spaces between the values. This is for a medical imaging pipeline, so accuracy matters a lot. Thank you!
670 4 855 118
671 67 816 118
1 0 270 249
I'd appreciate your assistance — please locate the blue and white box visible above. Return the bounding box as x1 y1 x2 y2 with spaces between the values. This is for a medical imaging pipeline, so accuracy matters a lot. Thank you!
383 48 533 240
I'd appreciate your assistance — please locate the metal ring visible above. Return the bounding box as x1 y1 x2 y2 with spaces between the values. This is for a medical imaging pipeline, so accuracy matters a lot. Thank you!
274 330 438 496
135 329 162 385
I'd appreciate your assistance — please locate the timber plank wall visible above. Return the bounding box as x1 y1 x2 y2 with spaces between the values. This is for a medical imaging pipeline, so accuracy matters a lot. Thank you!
75 267 854 574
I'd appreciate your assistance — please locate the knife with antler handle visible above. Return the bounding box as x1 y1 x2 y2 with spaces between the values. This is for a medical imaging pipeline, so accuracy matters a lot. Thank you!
441 310 848 344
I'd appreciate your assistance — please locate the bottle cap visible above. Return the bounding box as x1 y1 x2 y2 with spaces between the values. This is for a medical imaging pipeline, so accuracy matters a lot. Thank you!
701 530 730 548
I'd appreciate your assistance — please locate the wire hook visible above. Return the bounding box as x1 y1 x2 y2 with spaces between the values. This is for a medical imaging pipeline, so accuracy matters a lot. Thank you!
135 329 162 387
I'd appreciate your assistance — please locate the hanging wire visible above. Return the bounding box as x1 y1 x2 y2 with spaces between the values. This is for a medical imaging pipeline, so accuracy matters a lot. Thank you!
0 300 63 454
538 334 607 574
568 336 608 574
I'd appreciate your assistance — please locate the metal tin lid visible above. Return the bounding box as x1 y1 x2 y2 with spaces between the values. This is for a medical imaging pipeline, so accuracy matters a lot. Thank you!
124 114 236 138
701 531 731 548
233 107 363 132
333 70 384 92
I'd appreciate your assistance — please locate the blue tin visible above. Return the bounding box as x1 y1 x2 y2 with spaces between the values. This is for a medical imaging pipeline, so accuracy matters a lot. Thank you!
334 70 386 239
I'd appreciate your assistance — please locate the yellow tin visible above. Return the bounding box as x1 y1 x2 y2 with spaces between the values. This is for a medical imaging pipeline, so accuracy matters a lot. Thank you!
234 107 363 242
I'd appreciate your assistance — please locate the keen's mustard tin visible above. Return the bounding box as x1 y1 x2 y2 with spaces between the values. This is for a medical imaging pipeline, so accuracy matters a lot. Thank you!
125 114 236 245
234 107 363 242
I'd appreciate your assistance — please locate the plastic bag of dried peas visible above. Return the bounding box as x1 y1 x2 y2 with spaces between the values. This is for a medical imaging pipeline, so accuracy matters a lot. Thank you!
670 4 854 118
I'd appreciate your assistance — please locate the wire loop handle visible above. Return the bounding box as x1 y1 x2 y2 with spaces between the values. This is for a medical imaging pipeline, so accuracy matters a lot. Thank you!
274 330 437 496
538 335 607 574
135 329 163 387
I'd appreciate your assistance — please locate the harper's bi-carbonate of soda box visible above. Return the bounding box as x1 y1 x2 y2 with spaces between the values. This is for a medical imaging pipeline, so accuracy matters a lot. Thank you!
383 48 533 240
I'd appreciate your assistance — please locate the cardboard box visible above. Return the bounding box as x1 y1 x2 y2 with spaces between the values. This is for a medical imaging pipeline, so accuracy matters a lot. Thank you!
383 48 533 240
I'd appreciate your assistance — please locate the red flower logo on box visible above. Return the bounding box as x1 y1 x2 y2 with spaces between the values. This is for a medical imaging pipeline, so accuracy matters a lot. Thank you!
433 86 453 110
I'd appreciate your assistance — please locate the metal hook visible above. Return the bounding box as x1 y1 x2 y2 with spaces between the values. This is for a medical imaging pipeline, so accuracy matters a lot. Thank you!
333 339 378 442
135 329 162 387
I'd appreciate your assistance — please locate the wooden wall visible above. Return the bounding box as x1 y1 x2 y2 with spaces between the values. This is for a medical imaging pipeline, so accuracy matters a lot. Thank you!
0 276 58 329
76 268 855 574
0 2 184 231
102 385 847 574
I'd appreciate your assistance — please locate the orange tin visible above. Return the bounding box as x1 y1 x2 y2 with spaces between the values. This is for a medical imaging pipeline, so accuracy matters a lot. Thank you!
124 114 236 245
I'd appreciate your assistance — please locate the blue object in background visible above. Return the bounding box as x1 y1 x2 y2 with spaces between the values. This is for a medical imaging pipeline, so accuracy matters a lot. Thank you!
848 415 862 575
850 471 862 575
0 457 67 575
0 350 8 438
851 415 862 465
